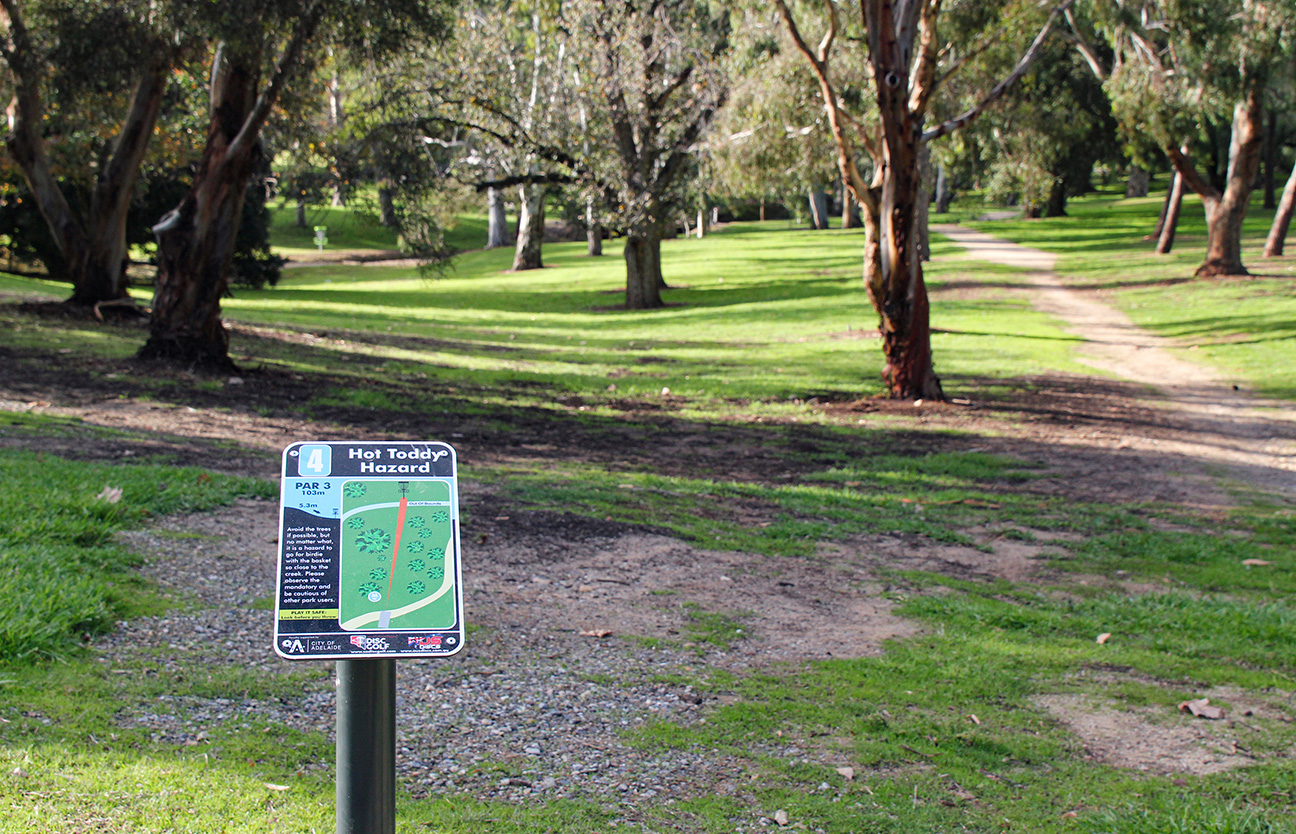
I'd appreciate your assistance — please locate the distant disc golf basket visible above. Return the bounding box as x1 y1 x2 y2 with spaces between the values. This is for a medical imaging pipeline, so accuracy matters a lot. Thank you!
314 225 328 250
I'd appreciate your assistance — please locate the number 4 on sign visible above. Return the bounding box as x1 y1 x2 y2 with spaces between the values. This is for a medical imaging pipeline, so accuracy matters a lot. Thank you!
301 445 331 476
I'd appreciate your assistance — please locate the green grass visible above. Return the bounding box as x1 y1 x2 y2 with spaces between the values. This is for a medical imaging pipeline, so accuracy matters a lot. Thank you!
965 188 1296 400
0 440 274 660
2 194 1296 831
268 203 488 258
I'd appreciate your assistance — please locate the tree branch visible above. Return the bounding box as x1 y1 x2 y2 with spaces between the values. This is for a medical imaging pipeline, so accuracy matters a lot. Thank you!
1063 7 1108 82
473 172 575 192
227 1 325 162
1166 142 1220 203
775 0 877 214
921 0 1077 143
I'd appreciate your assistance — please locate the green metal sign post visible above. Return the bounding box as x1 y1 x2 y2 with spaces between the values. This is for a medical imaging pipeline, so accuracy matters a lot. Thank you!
337 659 396 834
274 442 464 834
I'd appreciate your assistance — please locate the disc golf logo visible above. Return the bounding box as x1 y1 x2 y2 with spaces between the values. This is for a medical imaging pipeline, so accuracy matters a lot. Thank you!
349 635 389 651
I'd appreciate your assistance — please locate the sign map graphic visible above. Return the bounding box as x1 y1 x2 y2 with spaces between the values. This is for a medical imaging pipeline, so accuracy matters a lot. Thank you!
274 442 464 660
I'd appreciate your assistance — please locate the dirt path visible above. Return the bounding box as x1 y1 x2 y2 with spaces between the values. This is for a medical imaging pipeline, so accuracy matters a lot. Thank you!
932 224 1296 503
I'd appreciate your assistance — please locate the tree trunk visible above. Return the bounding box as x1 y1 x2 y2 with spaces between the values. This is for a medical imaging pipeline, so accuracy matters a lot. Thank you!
511 183 544 270
2 24 167 308
1125 165 1150 198
624 222 664 309
1263 109 1277 210
1156 171 1184 255
934 164 952 214
486 187 512 248
139 49 260 371
866 6 943 401
808 189 829 229
1196 96 1263 276
916 143 933 260
863 148 942 398
332 184 346 208
296 197 307 228
585 198 602 256
1147 176 1175 240
378 181 396 227
759 199 766 222
696 208 707 239
1044 180 1068 217
1264 158 1296 257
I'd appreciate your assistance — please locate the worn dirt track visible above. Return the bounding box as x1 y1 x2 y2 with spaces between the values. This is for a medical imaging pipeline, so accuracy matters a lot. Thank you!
933 224 1296 503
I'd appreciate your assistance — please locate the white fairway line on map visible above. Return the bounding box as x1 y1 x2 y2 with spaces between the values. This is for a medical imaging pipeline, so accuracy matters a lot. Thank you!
340 572 455 630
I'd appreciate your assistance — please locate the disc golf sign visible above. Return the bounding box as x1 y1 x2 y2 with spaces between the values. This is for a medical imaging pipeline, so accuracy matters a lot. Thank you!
274 441 464 660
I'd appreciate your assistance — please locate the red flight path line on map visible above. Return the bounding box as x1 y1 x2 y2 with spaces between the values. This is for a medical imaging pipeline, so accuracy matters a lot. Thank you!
387 495 408 600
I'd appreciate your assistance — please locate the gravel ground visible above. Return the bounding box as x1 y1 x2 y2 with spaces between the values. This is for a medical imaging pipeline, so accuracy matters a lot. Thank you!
102 499 786 811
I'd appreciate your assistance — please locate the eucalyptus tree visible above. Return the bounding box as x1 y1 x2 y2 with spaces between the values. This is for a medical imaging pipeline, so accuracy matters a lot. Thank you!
141 0 454 370
1096 0 1292 276
709 14 847 229
443 0 729 308
0 0 177 310
775 0 1074 400
963 37 1118 218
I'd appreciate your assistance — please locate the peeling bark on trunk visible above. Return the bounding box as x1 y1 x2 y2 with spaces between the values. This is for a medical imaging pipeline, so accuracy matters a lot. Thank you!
486 187 512 249
623 222 664 309
1264 159 1296 257
1156 171 1184 255
139 52 260 371
511 183 545 270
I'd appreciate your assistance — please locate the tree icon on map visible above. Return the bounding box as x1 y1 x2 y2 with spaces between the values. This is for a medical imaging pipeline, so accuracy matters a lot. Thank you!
338 479 456 631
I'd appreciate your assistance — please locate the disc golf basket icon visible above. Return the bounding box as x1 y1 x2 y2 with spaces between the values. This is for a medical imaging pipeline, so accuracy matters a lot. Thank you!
314 226 328 251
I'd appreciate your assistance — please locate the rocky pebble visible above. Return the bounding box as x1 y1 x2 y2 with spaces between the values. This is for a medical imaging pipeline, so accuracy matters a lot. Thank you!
101 501 749 808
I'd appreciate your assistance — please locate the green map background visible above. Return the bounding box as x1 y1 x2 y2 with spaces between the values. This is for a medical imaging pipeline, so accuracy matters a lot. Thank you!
339 479 455 630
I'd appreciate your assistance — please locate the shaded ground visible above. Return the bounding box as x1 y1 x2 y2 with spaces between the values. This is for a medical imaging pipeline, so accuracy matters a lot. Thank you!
3 226 1295 789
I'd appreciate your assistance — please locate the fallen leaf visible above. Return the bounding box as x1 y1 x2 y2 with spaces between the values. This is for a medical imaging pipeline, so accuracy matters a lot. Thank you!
577 585 595 593
579 629 613 638
95 486 123 504
968 714 981 725
1242 559 1272 566
774 809 789 827
1179 698 1226 720
1096 633 1112 645
264 783 290 792
836 766 855 780
1061 811 1078 819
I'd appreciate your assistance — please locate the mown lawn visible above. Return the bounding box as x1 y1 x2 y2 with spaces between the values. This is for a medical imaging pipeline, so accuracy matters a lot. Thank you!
0 196 1294 832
